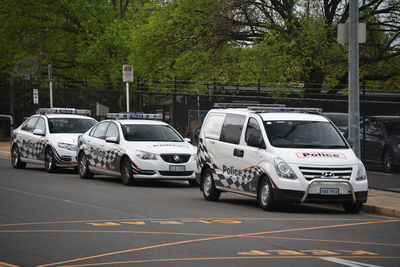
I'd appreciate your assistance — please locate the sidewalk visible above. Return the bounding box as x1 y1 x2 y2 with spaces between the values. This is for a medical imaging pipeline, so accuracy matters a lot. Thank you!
0 142 399 218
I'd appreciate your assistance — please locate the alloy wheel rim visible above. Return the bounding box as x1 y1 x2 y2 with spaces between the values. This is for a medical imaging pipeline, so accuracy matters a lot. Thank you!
204 176 212 195
384 152 393 170
79 155 87 175
12 147 18 165
46 151 52 169
123 161 131 179
261 185 269 205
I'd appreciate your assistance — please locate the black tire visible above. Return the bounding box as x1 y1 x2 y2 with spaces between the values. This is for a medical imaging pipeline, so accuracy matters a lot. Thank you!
383 149 395 173
120 157 136 186
45 148 58 173
11 145 26 169
258 178 276 211
188 179 199 187
201 169 220 201
343 203 363 213
78 152 93 179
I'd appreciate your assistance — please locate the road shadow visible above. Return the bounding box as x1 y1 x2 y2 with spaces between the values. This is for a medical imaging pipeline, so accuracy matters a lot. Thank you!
90 176 193 188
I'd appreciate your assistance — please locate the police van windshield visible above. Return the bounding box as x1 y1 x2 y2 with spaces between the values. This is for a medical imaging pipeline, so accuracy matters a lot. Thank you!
263 120 348 149
122 125 183 142
48 118 97 134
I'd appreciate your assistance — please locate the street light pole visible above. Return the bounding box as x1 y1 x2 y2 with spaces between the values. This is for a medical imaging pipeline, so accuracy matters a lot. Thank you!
348 0 360 157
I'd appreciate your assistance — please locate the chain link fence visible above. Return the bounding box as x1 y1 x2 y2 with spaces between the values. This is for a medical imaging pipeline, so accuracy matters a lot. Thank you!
1 75 400 141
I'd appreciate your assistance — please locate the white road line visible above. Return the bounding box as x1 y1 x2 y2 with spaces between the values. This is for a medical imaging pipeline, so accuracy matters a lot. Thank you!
320 257 381 267
0 186 146 218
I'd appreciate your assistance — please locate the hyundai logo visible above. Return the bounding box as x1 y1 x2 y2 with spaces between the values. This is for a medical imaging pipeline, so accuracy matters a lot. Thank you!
322 171 335 177
173 155 180 162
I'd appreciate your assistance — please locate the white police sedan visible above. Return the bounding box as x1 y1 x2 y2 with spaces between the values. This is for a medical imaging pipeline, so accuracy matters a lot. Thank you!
77 113 198 186
11 108 97 172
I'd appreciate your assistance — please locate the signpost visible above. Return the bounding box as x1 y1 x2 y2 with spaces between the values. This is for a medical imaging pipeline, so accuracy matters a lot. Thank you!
48 64 53 108
122 65 133 112
33 89 39 104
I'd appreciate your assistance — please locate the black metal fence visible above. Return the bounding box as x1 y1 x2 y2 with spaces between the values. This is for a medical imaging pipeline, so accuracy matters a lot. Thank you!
1 75 400 140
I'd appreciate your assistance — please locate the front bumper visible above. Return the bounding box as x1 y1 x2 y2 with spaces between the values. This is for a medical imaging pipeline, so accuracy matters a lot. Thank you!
134 170 195 180
53 147 78 167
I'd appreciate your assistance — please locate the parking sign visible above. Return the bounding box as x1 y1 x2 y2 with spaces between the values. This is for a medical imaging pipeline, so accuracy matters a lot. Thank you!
122 65 133 82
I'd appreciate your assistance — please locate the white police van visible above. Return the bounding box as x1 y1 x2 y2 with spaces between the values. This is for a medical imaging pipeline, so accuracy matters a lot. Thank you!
11 108 97 172
77 112 198 186
196 104 368 213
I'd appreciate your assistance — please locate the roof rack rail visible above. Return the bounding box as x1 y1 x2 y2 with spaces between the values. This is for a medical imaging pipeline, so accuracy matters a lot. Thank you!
247 107 322 114
107 112 163 120
214 103 285 108
36 108 91 116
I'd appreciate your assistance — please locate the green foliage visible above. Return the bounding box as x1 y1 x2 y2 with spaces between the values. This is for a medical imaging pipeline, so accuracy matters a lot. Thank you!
0 0 399 92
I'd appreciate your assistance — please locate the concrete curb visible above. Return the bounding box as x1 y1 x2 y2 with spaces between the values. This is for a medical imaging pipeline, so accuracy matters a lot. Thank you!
0 151 10 158
363 203 400 218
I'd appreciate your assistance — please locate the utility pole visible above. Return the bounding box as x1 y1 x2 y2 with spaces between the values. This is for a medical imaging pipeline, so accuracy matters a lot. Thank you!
348 0 360 157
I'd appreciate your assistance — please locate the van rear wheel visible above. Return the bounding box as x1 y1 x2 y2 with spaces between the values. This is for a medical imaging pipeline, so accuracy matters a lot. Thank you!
258 178 276 211
201 169 220 201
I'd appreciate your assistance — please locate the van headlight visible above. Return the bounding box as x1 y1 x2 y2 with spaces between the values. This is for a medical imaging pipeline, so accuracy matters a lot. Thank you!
274 157 297 179
58 142 77 151
136 151 157 160
356 161 367 181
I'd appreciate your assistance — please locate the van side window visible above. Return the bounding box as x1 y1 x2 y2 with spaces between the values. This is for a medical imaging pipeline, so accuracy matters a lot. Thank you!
245 118 264 146
220 114 246 144
204 114 225 140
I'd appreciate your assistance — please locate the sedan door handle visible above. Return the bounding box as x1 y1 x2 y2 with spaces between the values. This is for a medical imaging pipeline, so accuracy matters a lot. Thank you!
233 148 244 158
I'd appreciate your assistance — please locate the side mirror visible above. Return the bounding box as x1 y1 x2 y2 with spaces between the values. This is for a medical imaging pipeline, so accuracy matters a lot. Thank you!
184 138 191 143
247 135 266 149
33 129 45 136
105 136 119 144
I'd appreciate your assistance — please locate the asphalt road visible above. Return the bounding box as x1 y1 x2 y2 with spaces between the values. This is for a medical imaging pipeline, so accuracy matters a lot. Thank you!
0 157 399 267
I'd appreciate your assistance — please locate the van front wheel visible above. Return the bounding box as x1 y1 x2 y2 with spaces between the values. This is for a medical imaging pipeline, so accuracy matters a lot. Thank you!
258 178 276 211
343 203 363 213
201 169 220 201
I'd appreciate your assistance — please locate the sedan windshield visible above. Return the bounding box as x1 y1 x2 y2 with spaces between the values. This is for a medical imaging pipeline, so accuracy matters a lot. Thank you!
264 120 348 148
122 124 183 142
48 118 97 134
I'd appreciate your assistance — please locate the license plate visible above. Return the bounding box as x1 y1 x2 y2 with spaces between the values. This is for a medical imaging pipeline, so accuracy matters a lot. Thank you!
320 188 339 195
169 165 186 172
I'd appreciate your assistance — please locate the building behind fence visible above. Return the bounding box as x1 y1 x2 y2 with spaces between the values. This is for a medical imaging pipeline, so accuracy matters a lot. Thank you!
0 75 399 141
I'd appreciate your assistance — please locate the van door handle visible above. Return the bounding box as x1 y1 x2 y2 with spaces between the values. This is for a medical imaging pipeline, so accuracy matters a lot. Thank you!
233 148 244 157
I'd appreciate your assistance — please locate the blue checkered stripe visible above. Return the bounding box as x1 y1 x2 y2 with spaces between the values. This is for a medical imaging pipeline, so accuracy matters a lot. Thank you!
197 138 263 193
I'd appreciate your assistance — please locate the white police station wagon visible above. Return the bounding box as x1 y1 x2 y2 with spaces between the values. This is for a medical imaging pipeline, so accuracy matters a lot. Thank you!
11 108 97 172
196 104 368 213
77 113 198 186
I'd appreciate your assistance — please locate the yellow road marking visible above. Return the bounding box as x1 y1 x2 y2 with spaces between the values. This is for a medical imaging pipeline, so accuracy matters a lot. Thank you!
37 219 400 267
0 261 19 267
0 217 387 227
0 230 223 237
47 256 400 267
250 236 400 247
